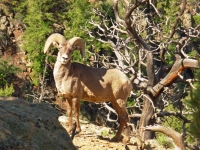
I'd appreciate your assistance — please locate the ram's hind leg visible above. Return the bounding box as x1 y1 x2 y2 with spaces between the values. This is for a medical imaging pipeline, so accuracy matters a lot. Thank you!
111 99 130 143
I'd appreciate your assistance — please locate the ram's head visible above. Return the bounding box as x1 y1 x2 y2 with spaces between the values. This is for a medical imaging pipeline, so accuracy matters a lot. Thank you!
44 33 85 64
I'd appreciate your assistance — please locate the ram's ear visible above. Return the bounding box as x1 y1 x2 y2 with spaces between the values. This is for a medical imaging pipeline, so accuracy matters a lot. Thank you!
53 41 59 49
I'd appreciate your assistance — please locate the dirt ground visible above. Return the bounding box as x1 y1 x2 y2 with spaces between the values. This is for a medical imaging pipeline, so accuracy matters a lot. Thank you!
59 116 171 150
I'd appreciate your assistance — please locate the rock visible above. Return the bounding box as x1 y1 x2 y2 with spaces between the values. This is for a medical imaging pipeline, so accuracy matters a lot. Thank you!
0 96 77 150
58 115 68 123
0 23 7 31
0 16 7 24
0 16 8 31
58 115 89 125
81 124 88 130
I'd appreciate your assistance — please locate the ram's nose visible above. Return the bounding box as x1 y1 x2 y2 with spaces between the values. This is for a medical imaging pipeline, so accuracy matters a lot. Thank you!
62 56 68 60
62 54 68 60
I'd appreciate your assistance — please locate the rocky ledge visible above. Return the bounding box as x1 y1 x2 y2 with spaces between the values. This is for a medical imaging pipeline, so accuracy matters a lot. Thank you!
0 97 76 150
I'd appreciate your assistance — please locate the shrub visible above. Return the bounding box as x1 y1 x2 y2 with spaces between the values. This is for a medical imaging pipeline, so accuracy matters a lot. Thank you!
0 84 15 96
157 134 174 149
187 68 200 140
0 58 20 87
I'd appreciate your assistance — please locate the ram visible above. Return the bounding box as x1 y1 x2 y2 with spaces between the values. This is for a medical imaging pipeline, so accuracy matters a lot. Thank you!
44 33 133 143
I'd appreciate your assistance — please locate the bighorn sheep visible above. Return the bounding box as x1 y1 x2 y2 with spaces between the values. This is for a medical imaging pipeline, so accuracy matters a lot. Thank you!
44 33 133 143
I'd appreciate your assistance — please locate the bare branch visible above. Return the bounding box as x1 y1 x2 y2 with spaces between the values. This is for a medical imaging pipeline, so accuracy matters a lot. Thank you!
100 102 119 123
150 57 199 97
156 111 191 123
143 125 185 150
113 0 126 26
169 0 186 39
149 0 161 17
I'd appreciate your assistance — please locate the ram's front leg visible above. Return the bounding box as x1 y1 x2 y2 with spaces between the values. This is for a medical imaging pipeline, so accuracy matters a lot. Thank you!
65 99 73 134
73 98 81 133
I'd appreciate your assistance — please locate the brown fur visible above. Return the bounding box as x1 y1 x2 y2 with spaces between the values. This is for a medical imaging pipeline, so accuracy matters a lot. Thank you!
44 33 132 143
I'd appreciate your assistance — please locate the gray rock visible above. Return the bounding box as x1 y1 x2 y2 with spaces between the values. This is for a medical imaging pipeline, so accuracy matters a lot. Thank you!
0 97 77 150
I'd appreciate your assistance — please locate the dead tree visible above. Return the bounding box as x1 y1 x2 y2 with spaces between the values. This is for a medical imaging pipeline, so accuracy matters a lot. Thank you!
87 0 200 148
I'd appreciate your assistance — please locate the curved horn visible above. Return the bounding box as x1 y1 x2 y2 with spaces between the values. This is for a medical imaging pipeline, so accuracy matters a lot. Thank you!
68 37 85 59
44 33 67 53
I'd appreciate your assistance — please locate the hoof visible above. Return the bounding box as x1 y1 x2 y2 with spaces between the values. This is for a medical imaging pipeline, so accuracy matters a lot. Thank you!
75 130 80 135
122 136 130 143
67 128 72 134
110 135 122 142
76 128 81 133
111 135 130 143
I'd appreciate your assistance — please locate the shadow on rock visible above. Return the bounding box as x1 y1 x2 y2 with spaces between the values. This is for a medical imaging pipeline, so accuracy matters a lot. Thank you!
0 96 76 150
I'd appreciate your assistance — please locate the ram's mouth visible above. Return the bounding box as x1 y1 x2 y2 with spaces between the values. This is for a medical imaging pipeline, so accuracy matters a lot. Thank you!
60 60 68 64
60 57 69 64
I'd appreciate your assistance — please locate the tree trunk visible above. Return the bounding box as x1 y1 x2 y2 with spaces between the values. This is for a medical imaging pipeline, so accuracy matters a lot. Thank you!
138 95 155 139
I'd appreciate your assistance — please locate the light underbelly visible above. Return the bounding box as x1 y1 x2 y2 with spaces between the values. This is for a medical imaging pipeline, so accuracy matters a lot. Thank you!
82 90 111 103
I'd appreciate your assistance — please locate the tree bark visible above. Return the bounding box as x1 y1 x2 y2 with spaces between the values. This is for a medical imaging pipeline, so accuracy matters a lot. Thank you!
138 95 155 139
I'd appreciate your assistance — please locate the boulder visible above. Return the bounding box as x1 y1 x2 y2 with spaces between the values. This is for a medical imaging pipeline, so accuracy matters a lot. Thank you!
0 96 76 150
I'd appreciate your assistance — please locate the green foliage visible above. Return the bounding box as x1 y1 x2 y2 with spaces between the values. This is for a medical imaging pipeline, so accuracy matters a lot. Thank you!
10 0 116 86
188 50 198 58
65 0 92 38
187 68 200 140
157 134 174 149
100 129 115 138
162 104 182 132
156 0 179 39
64 0 94 63
190 109 200 140
0 84 14 96
0 58 20 86
101 129 109 137
66 0 115 63
0 58 20 96
12 0 70 85
165 43 176 65
127 97 135 107
193 15 200 26
16 0 55 85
